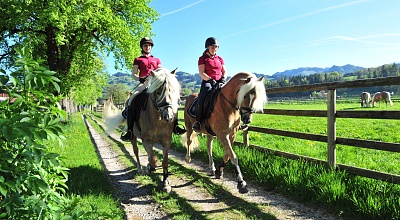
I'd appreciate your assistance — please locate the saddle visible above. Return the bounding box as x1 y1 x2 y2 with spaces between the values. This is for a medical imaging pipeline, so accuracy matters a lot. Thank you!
187 89 220 136
122 89 149 134
188 89 219 119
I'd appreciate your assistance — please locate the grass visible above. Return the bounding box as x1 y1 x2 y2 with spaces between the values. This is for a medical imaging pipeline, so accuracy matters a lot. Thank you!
46 113 124 219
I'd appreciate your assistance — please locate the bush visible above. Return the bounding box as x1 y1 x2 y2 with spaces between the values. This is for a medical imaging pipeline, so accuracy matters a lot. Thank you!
0 48 91 219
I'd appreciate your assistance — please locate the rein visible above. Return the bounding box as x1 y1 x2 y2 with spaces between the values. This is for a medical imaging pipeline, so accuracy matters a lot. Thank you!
219 90 255 116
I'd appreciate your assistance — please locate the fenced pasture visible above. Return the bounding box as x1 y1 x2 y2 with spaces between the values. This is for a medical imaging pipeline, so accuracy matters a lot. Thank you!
176 76 400 184
238 76 400 184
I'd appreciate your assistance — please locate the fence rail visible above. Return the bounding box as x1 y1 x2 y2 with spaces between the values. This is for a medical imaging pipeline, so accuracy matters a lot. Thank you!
239 76 400 184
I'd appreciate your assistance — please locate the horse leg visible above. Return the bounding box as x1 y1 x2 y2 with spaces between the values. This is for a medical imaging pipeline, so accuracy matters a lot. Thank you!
215 159 225 179
142 141 158 175
231 156 248 194
185 130 193 163
217 135 249 194
206 135 216 176
131 136 143 174
161 143 172 194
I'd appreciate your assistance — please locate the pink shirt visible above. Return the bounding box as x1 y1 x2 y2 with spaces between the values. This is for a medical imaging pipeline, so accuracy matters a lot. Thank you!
133 55 161 78
198 52 224 81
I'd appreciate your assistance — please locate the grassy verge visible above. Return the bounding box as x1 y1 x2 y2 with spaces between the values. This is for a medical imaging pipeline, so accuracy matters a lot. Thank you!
47 112 124 219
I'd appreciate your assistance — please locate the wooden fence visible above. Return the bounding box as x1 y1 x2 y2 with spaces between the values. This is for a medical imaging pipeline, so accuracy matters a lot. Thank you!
239 76 400 184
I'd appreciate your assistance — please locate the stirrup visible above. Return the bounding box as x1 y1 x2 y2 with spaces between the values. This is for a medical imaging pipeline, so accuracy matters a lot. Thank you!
192 121 201 132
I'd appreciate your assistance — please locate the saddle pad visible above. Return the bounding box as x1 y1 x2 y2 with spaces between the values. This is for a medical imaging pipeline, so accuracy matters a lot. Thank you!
187 98 198 118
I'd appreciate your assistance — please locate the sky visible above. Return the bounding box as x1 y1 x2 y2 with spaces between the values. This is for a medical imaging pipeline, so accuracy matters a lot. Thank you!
106 0 400 76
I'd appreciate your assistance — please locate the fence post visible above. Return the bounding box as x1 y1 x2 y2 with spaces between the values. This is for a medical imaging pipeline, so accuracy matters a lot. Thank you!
243 126 249 147
327 89 337 168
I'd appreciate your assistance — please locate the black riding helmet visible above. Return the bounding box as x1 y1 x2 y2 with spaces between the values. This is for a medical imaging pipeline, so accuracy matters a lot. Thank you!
205 37 219 48
140 37 154 48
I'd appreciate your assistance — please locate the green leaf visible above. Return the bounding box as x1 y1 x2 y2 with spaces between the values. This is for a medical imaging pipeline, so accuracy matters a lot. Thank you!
0 75 9 85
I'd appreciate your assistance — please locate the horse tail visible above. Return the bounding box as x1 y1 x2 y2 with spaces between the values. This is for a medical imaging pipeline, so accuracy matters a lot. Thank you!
103 99 126 135
181 131 200 153
388 93 393 107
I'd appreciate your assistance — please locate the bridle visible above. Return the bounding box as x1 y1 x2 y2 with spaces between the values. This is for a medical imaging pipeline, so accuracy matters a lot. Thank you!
219 89 255 121
151 81 174 115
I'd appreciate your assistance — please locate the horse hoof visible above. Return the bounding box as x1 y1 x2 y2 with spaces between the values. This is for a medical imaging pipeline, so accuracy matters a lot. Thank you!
238 186 249 194
185 156 191 163
208 170 215 176
215 170 223 179
163 185 172 194
137 168 143 175
147 164 156 175
237 180 248 194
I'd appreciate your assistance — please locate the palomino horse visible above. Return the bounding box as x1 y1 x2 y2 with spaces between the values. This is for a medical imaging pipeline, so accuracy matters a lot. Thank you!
360 92 371 107
104 67 181 193
372 91 393 107
182 72 267 193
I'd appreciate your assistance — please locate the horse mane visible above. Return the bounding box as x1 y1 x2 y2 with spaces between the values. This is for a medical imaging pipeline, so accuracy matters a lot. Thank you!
235 72 267 112
147 67 181 108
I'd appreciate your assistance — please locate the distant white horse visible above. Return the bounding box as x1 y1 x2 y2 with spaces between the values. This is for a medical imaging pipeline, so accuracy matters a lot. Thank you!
372 91 393 107
360 92 371 108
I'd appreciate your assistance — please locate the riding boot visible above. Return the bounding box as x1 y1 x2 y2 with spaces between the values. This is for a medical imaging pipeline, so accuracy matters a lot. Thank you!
121 106 134 141
192 103 203 132
173 117 186 135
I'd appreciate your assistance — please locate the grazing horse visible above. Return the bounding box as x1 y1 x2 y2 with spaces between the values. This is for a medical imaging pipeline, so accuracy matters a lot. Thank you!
372 91 393 107
104 67 181 193
182 72 267 194
360 92 371 107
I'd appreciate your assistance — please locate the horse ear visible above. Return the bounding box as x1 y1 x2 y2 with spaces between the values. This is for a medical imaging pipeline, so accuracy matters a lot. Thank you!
171 67 178 75
257 76 265 82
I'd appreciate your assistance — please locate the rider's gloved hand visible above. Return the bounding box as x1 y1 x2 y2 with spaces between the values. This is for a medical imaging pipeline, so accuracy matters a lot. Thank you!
217 77 225 89
207 78 217 87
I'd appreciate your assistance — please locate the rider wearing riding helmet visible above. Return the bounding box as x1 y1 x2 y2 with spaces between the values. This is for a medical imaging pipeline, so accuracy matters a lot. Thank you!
192 37 227 132
121 37 185 141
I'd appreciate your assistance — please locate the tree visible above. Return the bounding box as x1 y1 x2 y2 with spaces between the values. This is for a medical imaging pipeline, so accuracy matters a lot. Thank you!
103 83 130 104
1 0 158 108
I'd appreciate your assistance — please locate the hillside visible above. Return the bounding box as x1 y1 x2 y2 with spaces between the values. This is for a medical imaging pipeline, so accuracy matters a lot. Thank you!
108 64 365 86
271 64 364 79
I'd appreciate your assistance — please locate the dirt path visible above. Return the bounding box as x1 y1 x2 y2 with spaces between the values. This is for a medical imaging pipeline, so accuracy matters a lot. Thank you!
84 115 338 220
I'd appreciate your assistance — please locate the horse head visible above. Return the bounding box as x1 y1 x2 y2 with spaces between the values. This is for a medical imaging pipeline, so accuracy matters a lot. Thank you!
149 67 181 123
237 74 267 124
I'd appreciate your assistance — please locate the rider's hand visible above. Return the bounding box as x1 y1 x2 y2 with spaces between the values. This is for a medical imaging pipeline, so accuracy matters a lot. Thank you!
208 78 217 86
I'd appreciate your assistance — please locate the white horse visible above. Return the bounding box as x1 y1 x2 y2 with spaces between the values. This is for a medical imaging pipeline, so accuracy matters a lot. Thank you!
372 91 393 107
360 92 371 108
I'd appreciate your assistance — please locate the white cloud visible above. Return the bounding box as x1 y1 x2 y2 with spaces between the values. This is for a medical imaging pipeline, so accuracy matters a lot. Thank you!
160 0 206 17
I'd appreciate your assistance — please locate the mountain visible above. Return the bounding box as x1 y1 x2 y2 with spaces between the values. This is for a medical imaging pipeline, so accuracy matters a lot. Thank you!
107 64 367 90
271 64 364 79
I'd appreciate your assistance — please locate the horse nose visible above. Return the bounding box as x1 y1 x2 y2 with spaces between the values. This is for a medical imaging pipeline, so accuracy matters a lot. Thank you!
163 113 174 123
242 115 251 124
